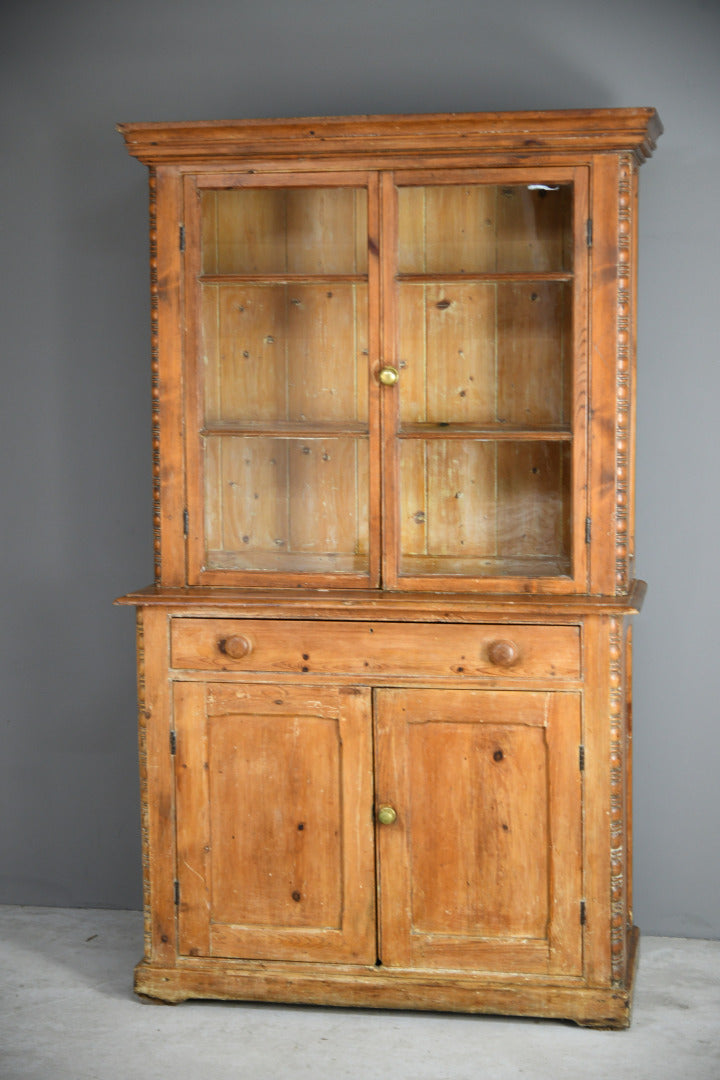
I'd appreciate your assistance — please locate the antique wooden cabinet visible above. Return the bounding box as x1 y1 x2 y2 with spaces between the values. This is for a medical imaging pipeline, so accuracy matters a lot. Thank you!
117 109 661 1027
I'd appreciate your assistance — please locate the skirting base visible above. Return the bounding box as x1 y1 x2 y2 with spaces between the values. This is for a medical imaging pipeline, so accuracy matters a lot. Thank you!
134 926 639 1030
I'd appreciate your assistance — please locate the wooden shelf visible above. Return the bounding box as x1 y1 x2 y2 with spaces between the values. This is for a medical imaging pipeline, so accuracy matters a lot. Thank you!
199 274 368 285
201 421 369 438
206 550 369 574
397 423 572 441
396 272 573 283
399 553 571 578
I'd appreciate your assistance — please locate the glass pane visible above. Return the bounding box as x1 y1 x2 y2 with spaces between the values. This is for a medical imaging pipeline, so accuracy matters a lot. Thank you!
397 281 571 426
399 439 571 578
204 436 369 573
201 188 368 275
397 183 572 275
201 283 368 425
497 282 573 425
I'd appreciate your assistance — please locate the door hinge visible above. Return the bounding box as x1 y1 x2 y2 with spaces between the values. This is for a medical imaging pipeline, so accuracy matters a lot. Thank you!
174 879 180 906
586 218 593 249
580 900 587 926
170 730 176 756
579 744 585 771
183 508 189 537
179 225 185 252
585 517 592 544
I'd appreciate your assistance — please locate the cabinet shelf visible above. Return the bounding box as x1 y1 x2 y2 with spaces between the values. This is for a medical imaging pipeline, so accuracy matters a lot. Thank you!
199 274 369 285
397 423 572 441
396 272 573 284
399 553 572 578
201 421 369 438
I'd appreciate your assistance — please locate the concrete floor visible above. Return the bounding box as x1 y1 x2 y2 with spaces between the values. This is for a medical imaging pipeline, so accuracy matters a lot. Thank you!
1 907 718 1080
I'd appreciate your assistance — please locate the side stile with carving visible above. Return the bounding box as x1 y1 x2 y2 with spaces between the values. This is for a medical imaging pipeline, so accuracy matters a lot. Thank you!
615 156 635 594
608 616 627 984
135 608 152 960
149 169 161 582
625 624 635 931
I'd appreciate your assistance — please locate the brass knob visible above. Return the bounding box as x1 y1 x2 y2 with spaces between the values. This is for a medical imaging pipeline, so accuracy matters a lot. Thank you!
378 366 399 386
487 639 519 668
377 805 397 826
218 635 253 660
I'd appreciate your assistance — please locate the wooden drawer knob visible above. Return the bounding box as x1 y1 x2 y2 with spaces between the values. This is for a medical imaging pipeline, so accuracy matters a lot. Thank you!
487 639 520 668
218 635 253 660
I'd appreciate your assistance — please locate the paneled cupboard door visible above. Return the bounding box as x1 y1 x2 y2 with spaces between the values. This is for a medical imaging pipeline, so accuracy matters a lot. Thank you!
173 681 376 963
183 169 588 592
374 688 583 975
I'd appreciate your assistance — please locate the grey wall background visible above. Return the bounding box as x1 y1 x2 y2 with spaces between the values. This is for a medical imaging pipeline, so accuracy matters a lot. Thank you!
1 0 718 939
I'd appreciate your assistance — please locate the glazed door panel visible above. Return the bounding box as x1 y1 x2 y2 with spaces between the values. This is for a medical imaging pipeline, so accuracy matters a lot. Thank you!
382 169 588 593
186 174 381 588
374 688 583 975
173 681 376 964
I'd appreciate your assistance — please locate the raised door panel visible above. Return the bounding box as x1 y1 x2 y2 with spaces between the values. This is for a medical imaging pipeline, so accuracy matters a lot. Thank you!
173 682 375 964
375 688 582 975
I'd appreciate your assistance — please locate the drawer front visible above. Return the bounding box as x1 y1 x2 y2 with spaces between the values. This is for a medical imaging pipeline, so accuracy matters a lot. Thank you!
170 619 581 680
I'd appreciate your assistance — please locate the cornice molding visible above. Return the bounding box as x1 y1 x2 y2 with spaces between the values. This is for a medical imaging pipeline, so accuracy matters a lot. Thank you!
118 108 662 166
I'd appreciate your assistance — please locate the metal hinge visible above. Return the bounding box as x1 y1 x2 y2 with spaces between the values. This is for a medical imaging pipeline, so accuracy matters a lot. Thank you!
174 880 180 906
586 219 593 249
585 517 592 544
170 730 176 756
183 508 189 537
579 745 585 771
580 900 587 926
179 225 185 252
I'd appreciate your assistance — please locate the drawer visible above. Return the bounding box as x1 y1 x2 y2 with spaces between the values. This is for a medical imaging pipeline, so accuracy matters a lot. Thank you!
170 619 581 680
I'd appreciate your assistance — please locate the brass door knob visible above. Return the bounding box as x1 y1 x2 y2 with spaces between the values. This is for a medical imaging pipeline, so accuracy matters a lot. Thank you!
218 635 253 659
378 366 399 386
487 639 519 668
377 805 398 826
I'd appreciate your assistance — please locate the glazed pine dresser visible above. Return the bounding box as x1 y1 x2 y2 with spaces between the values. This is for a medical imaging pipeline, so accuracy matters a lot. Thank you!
117 108 661 1027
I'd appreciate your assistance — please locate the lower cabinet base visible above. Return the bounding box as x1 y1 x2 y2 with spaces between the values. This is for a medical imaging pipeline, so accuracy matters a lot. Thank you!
134 927 639 1030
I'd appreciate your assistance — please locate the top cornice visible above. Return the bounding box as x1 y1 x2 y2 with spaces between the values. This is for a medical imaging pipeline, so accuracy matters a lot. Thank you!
118 108 662 167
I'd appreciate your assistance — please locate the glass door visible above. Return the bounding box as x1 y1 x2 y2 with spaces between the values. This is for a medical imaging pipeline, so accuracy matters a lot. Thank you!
382 169 588 592
185 173 380 586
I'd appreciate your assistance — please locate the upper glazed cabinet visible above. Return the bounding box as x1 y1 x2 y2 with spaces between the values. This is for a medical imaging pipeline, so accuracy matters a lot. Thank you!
190 171 582 591
119 110 661 596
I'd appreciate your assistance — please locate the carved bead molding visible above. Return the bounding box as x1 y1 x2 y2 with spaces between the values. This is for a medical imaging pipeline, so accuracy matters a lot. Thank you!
135 609 152 960
615 156 634 594
148 169 161 582
608 617 627 985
